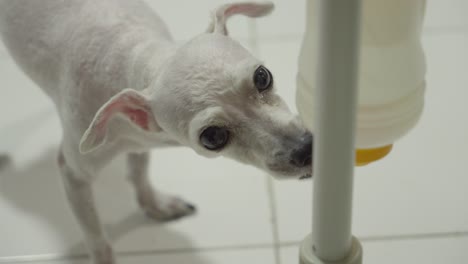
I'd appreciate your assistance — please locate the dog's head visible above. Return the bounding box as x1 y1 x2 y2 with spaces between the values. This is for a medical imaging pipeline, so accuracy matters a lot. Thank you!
80 2 312 179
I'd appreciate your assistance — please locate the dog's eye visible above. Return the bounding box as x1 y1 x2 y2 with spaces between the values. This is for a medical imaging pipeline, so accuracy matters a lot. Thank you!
200 126 230 151
253 66 273 92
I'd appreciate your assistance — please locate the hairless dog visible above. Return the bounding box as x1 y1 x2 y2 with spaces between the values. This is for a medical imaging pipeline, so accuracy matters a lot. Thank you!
0 1 312 263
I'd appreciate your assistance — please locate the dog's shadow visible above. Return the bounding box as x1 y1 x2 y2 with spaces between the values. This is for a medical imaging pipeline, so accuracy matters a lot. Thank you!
0 148 211 264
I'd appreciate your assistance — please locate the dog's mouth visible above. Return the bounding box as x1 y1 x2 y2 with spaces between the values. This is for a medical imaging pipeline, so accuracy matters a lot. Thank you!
266 162 312 180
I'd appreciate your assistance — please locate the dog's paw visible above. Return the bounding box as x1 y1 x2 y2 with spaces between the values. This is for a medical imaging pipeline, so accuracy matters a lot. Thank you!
139 193 196 221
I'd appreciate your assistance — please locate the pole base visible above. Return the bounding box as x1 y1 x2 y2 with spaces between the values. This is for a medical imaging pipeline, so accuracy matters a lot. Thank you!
299 234 362 264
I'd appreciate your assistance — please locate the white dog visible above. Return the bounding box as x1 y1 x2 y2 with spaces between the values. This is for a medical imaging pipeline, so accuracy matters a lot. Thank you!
0 0 312 263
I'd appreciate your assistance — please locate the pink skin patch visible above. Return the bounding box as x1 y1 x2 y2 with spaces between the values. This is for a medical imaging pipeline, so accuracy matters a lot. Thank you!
95 93 152 135
124 107 149 130
225 5 250 17
224 4 266 18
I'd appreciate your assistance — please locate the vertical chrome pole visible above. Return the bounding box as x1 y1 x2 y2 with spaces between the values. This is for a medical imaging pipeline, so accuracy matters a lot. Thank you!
300 0 363 263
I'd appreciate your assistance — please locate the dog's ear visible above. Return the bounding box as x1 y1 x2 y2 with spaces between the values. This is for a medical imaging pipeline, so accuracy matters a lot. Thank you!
79 89 161 154
207 2 274 35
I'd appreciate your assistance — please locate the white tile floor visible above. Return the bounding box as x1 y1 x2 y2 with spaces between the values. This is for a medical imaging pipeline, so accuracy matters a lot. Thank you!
1 0 467 263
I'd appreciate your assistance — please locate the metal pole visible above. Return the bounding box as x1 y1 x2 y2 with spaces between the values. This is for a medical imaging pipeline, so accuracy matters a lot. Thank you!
300 0 363 263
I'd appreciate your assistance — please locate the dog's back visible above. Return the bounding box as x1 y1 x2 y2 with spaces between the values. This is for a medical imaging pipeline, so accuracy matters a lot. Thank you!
0 0 175 146
0 0 172 102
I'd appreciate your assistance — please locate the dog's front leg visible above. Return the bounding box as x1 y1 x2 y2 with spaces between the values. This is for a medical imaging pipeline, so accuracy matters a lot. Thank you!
127 152 196 221
58 151 115 264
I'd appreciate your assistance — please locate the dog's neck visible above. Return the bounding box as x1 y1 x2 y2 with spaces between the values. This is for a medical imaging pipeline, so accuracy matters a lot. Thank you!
76 20 177 94
121 38 177 92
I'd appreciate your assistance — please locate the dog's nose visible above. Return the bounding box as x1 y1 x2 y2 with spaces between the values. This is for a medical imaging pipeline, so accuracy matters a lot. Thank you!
290 133 313 167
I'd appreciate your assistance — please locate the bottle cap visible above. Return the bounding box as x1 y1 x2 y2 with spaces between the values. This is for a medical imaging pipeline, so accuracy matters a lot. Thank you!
355 144 393 166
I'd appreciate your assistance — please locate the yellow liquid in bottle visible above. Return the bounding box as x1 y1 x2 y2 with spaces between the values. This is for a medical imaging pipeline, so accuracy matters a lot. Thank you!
355 145 393 166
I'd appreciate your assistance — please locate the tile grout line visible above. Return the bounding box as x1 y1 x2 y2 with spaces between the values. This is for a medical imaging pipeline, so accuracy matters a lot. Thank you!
2 231 468 263
256 25 468 44
359 230 468 243
0 243 278 264
266 175 282 264
278 230 468 247
247 17 282 264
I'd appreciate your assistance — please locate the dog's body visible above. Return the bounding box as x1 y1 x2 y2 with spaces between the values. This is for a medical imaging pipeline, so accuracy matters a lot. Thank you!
1 0 176 170
0 1 312 263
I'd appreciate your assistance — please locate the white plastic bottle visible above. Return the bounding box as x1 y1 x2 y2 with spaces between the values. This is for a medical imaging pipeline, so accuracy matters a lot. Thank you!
296 0 427 165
